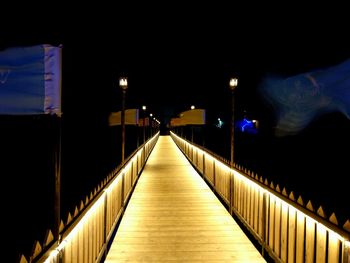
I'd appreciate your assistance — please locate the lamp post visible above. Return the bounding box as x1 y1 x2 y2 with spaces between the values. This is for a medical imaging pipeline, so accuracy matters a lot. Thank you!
119 77 128 164
149 113 153 137
229 78 238 167
142 105 146 143
190 105 195 142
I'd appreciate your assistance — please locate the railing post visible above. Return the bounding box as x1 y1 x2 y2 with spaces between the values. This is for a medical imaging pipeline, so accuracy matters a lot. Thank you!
121 169 125 213
103 190 108 259
343 240 350 263
202 153 206 179
229 170 234 215
261 191 268 257
213 159 216 189
58 247 63 263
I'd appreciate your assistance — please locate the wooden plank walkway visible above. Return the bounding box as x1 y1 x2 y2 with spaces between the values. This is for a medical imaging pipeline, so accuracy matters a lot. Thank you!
105 136 265 262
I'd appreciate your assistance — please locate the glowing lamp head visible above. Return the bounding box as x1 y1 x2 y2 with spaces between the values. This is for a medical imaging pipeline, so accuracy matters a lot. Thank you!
191 105 195 110
119 77 128 90
142 105 146 110
229 78 238 90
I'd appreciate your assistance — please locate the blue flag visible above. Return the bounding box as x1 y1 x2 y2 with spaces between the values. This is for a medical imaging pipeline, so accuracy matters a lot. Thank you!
260 59 350 136
0 44 62 115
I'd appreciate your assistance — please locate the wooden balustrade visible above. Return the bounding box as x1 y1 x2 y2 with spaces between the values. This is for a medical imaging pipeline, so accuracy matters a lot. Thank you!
171 131 350 263
19 133 159 263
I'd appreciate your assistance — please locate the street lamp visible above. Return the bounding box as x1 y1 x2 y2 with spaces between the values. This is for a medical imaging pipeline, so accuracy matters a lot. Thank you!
119 77 128 164
190 105 196 141
142 105 146 143
149 113 153 137
229 77 238 167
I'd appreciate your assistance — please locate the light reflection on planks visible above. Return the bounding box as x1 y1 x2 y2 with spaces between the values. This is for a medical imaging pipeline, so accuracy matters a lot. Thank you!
105 136 265 262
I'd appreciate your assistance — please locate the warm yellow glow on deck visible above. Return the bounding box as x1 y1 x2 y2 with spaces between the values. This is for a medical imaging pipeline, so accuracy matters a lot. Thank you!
106 136 265 262
40 131 348 263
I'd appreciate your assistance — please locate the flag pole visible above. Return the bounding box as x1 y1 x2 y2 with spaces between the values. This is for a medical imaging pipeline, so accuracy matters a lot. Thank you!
53 44 63 243
53 113 62 243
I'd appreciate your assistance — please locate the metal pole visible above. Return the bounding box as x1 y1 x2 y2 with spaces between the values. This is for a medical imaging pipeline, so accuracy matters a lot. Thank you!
229 78 237 216
121 89 126 164
229 92 235 216
230 89 235 166
53 114 61 243
143 113 146 143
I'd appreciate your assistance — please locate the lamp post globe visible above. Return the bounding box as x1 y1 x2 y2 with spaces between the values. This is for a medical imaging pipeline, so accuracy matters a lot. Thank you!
229 78 238 90
119 77 128 90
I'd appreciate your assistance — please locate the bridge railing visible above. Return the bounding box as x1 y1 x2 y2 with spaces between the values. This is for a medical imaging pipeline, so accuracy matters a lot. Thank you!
171 131 350 263
21 133 159 263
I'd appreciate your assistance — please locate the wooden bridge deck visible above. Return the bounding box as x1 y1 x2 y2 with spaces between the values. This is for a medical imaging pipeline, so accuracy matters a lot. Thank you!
105 136 265 262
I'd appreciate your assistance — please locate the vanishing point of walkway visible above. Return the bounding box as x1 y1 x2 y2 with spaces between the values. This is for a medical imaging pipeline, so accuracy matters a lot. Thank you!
105 136 265 262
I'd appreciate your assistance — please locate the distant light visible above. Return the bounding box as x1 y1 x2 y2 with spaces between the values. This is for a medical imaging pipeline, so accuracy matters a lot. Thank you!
191 105 195 110
229 78 238 90
216 118 223 128
142 105 146 110
119 77 128 89
237 118 258 134
150 113 153 117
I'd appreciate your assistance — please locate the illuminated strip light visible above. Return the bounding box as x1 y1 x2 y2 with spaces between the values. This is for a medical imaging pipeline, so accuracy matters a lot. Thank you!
264 186 345 242
104 170 123 194
232 166 346 242
124 162 132 174
43 133 160 262
43 192 106 262
46 248 59 262
234 162 346 242
42 137 158 263
172 132 230 174
214 156 231 173
171 131 348 244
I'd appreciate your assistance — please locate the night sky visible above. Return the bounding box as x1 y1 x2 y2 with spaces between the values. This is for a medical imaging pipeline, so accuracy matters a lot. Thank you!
2 4 350 261
2 4 350 124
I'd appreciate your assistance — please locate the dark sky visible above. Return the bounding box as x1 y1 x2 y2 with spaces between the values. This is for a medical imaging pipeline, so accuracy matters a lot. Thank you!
1 4 350 125
2 6 350 260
